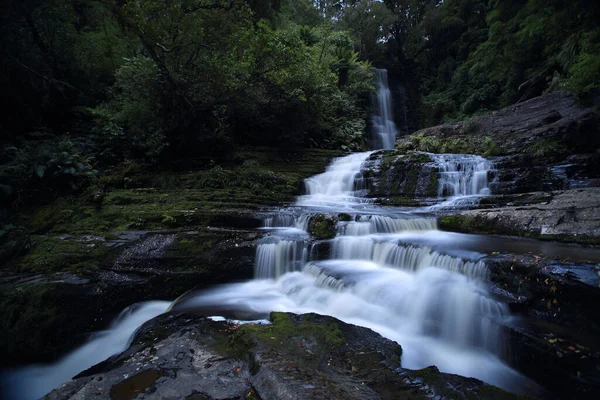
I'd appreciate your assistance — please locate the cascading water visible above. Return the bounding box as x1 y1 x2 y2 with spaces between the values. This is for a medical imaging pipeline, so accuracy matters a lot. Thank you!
296 151 373 208
431 153 494 197
2 301 170 400
203 150 524 391
370 69 397 150
424 152 495 210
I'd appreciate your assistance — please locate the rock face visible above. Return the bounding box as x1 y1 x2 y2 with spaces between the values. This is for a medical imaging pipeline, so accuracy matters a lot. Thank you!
44 312 528 400
0 228 258 367
399 91 599 156
362 152 437 206
484 253 600 400
439 188 600 243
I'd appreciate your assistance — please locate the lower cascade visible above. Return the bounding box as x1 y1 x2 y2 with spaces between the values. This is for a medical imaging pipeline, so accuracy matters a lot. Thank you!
5 152 534 399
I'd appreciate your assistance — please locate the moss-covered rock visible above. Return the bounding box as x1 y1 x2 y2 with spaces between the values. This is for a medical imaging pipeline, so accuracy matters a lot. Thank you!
43 312 533 400
307 214 337 240
362 150 437 203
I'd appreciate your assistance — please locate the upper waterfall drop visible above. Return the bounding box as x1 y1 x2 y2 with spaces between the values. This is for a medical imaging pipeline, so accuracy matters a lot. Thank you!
370 69 398 150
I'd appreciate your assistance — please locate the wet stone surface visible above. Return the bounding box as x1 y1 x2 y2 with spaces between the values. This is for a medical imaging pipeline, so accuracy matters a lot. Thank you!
44 312 530 400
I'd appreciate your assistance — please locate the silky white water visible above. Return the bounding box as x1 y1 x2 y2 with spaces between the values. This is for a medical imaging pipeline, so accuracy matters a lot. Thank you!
431 153 493 197
296 151 373 208
422 152 495 210
370 69 398 149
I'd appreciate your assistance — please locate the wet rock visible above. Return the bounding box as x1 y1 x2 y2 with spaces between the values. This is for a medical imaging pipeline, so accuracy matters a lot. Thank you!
395 92 600 195
486 255 600 399
399 91 600 156
44 312 528 400
439 188 600 244
361 151 436 204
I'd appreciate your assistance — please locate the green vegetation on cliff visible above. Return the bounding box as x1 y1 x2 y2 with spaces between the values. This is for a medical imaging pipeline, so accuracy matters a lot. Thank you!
407 0 600 125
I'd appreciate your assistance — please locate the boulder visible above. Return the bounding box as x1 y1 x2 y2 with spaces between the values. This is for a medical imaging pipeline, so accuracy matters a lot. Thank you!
43 312 531 400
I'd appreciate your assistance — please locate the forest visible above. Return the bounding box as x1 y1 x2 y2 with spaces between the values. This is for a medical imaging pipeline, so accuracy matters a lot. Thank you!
1 0 599 216
1 1 600 399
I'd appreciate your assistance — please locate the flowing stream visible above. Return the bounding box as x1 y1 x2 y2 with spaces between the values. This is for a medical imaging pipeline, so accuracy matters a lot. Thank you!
4 71 540 398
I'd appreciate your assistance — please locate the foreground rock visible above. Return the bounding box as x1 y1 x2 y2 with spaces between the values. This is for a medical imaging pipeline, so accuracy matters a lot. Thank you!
44 312 531 400
439 188 600 244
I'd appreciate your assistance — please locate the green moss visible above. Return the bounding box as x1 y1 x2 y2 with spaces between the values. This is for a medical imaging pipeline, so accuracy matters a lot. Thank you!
439 215 500 235
169 235 214 255
13 236 109 273
226 312 346 361
308 214 337 240
402 164 422 197
426 169 439 197
526 139 566 158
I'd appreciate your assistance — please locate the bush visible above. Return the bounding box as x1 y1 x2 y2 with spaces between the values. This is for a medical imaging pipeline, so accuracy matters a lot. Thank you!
0 137 97 210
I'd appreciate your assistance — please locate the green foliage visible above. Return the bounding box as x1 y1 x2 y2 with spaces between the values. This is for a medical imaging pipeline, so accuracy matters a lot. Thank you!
561 29 600 95
1 0 376 193
482 137 502 157
408 0 600 125
0 136 97 210
408 133 442 153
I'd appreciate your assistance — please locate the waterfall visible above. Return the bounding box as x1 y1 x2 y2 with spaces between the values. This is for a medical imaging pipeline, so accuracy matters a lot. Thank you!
340 215 437 235
370 69 398 150
3 301 170 400
12 148 529 397
255 237 308 279
296 151 373 208
244 151 521 390
430 153 494 197
331 239 489 280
